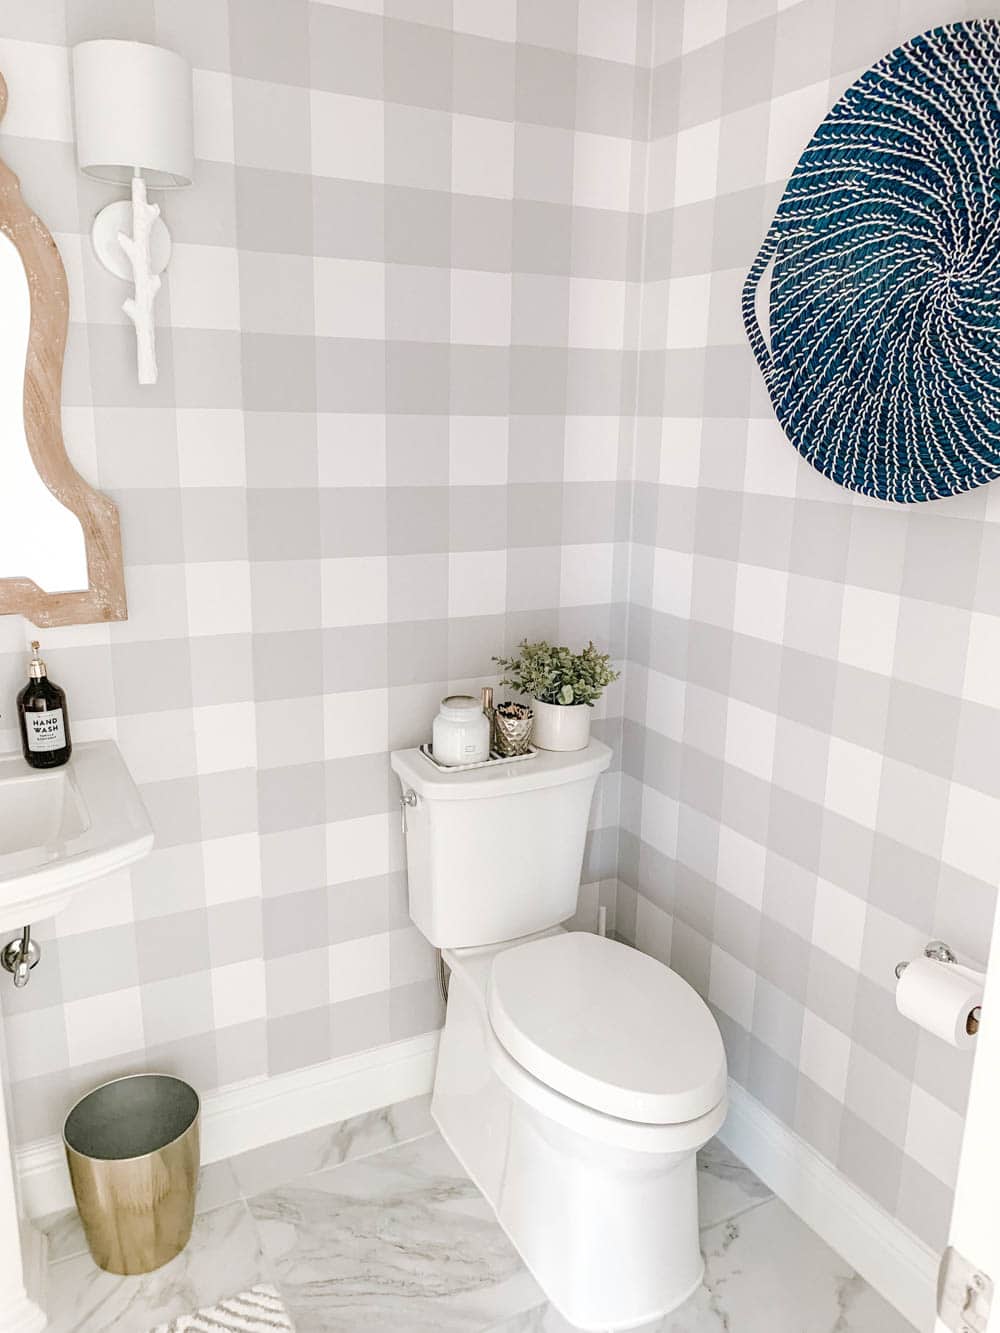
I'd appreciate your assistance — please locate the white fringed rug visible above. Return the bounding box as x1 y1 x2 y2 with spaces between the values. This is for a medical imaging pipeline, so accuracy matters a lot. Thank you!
148 1284 294 1331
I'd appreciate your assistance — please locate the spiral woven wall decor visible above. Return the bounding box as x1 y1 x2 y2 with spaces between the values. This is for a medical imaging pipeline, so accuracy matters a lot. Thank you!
743 21 1000 503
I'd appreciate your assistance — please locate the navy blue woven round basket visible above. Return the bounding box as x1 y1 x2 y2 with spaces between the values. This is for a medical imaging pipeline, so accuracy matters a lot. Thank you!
743 21 1000 503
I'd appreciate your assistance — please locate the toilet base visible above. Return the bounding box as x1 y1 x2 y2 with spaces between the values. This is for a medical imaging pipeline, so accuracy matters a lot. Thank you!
433 952 723 1332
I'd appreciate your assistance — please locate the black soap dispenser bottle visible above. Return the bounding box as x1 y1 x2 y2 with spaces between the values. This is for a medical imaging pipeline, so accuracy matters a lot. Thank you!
18 641 72 768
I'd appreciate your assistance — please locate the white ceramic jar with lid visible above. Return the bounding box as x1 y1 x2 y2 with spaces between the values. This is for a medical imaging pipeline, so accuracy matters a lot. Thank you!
432 695 490 766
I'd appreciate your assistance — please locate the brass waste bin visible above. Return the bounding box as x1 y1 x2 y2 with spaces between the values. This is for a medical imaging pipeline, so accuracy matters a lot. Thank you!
63 1073 200 1276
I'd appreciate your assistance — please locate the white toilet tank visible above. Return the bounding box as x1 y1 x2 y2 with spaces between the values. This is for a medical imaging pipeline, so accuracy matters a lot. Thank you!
390 740 612 948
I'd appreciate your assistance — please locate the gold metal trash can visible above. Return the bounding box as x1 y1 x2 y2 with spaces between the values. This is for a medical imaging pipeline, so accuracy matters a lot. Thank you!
63 1073 200 1276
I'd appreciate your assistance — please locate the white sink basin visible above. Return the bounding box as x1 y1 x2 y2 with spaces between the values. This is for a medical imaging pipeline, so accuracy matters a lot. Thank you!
0 740 153 930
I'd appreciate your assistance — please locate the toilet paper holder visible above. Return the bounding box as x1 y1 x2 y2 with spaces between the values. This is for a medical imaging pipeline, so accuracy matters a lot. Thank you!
895 940 982 1035
894 939 958 979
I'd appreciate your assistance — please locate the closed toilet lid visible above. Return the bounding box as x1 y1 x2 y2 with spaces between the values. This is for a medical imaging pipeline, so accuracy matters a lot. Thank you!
488 932 727 1125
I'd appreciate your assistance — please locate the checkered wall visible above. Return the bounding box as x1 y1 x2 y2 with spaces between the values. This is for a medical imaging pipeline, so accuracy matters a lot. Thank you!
1 0 991 1259
0 0 647 1144
617 0 1000 1252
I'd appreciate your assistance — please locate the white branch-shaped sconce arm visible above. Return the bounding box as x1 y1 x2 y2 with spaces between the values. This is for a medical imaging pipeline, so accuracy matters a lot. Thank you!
72 40 193 388
117 176 163 385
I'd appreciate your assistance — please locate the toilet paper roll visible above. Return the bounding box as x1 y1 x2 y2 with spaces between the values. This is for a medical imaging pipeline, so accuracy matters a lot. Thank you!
895 956 984 1048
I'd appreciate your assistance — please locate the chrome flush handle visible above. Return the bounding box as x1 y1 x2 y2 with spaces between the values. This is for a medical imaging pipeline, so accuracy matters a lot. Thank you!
400 788 417 835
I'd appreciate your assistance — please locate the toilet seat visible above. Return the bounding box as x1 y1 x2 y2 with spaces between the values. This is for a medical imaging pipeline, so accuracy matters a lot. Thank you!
487 932 727 1126
486 1019 728 1154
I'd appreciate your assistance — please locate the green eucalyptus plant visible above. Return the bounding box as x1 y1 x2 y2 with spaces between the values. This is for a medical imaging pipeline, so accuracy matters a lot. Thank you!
493 640 620 708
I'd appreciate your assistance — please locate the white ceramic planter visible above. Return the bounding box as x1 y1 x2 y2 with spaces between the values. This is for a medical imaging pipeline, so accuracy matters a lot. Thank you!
531 699 591 752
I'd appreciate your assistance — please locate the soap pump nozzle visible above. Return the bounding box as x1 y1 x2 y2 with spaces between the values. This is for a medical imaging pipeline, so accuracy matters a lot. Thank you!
28 641 46 680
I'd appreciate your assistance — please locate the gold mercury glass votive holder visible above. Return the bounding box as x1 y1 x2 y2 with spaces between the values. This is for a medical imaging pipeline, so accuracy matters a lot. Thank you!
494 704 533 756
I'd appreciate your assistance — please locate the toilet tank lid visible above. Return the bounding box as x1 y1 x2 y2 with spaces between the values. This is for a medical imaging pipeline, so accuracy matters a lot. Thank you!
488 932 727 1125
390 739 612 801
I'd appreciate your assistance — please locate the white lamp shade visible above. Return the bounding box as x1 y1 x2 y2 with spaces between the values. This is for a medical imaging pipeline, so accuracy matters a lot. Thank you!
72 40 193 188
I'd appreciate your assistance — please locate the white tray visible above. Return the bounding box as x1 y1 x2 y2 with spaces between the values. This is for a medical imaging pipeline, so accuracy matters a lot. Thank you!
419 743 537 773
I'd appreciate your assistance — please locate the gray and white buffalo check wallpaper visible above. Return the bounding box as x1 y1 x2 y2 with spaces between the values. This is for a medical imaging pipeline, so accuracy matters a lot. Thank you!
0 0 636 1150
0 0 995 1259
617 0 1000 1254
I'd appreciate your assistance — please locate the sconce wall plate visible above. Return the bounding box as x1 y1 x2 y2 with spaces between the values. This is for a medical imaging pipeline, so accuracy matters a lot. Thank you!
91 200 171 282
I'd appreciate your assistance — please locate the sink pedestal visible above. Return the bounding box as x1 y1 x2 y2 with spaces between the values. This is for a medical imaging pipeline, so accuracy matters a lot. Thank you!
0 740 155 1329
0 1017 46 1332
11 1223 47 1333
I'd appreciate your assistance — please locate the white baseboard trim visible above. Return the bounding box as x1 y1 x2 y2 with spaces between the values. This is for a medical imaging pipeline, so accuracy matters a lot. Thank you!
17 1031 440 1221
718 1078 938 1332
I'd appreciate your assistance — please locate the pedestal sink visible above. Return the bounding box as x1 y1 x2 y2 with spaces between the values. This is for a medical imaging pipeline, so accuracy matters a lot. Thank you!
0 740 154 1331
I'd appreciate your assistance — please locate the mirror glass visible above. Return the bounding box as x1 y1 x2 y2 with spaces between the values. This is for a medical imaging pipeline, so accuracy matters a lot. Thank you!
0 229 87 592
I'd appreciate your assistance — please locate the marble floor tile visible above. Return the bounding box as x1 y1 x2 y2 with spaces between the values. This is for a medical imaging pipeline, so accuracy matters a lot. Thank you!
40 1116 916 1333
696 1137 773 1230
230 1093 435 1199
484 1197 915 1333
37 1206 89 1265
249 1132 544 1331
197 1157 244 1212
44 1200 272 1333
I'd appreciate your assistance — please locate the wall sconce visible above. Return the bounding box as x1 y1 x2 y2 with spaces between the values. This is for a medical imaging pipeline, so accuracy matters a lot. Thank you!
71 40 193 386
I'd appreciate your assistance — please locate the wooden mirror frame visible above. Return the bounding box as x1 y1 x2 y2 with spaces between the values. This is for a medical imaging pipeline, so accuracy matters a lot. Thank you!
0 73 126 627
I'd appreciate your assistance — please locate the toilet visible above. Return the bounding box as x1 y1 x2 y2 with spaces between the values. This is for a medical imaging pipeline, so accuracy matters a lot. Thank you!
390 739 727 1332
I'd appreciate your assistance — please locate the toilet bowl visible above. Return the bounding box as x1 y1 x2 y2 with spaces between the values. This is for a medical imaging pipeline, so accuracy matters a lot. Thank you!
389 740 727 1331
433 929 727 1332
